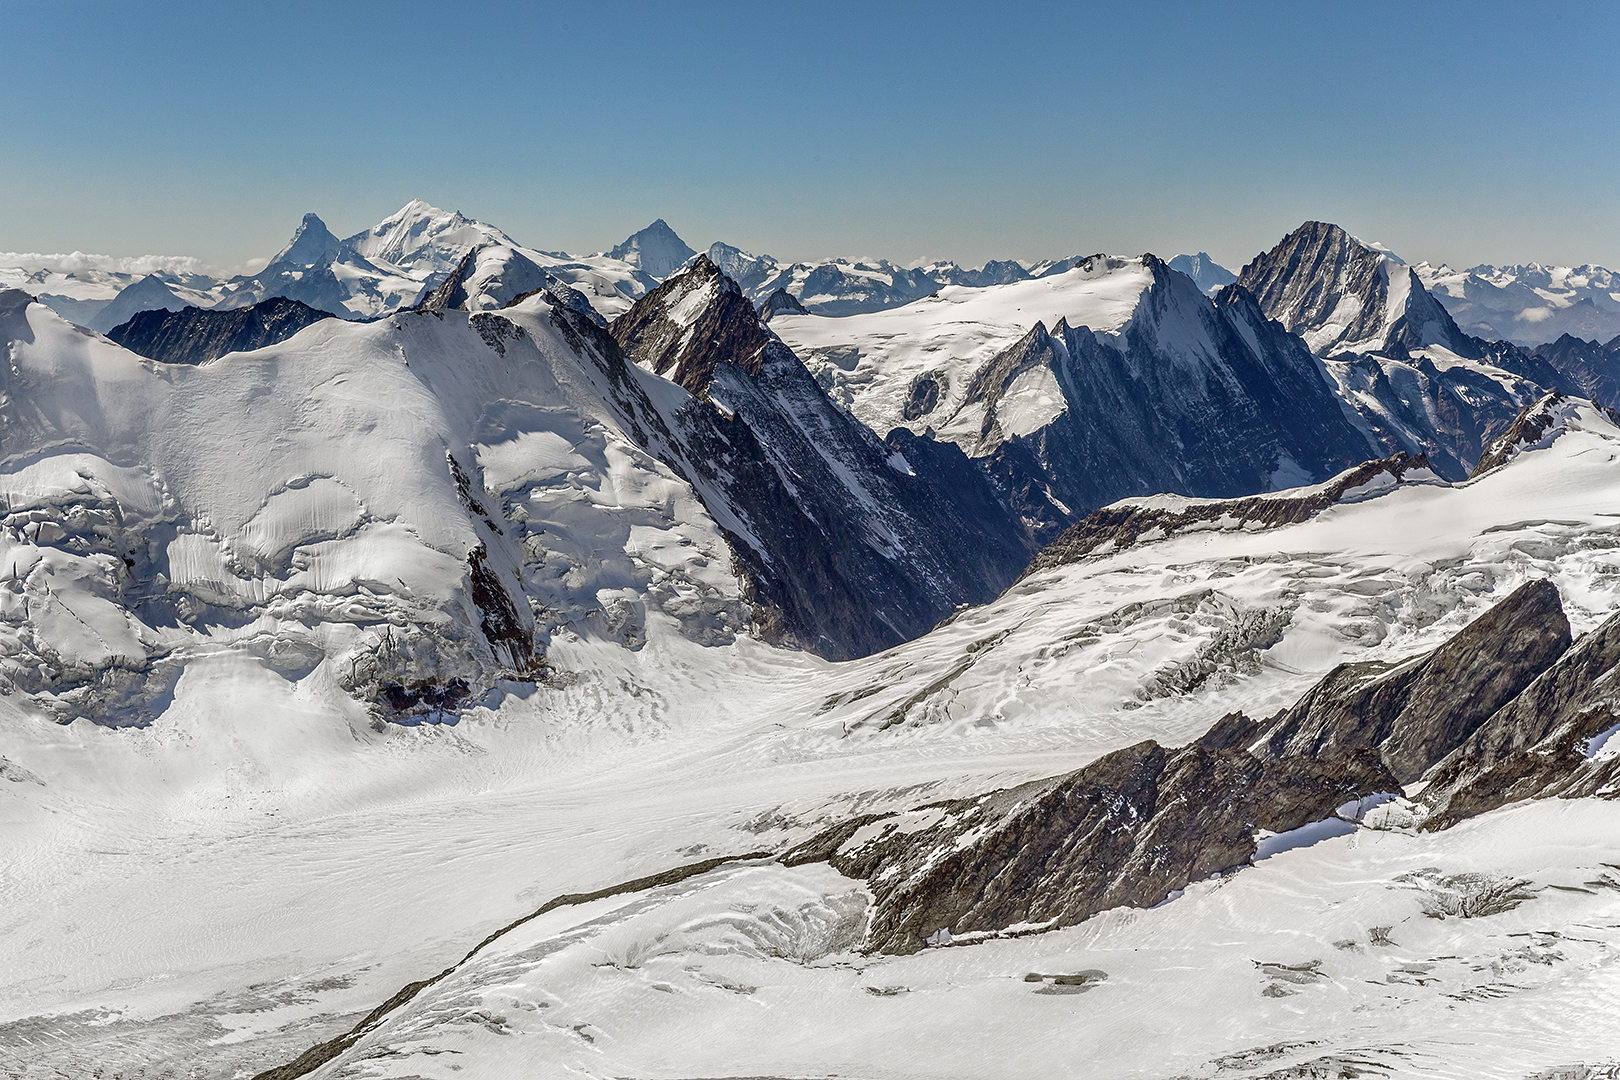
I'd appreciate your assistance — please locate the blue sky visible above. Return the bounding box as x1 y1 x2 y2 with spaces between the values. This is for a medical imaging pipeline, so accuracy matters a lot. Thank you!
2 1 1617 272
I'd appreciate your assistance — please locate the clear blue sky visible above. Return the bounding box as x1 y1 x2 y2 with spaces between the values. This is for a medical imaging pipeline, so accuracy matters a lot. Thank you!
2 0 1617 272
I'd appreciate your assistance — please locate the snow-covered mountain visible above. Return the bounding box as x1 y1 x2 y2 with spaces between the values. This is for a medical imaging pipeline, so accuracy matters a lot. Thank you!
704 241 1085 317
205 203 668 323
607 218 697 279
1417 260 1620 346
1168 251 1237 294
1236 221 1559 478
7 298 1620 1075
609 256 1029 656
773 252 1374 540
11 209 1620 1080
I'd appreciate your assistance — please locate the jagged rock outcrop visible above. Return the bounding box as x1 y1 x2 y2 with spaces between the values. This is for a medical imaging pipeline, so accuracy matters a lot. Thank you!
784 731 1395 955
106 296 338 365
611 255 775 394
1253 579 1571 784
1025 451 1436 576
602 261 1031 658
1419 606 1620 829
758 287 809 322
785 579 1583 955
1235 221 1547 479
1238 221 1480 359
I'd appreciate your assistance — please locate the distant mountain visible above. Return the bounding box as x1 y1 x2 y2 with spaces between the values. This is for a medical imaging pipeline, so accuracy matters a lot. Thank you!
265 212 341 271
87 274 191 333
607 219 697 279
1237 221 1546 479
1416 261 1620 346
107 296 338 365
1168 252 1237 294
1237 221 1479 359
701 242 1097 317
418 243 606 326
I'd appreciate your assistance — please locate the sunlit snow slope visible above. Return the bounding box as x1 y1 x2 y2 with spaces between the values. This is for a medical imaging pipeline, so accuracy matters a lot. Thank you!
3 284 1620 1079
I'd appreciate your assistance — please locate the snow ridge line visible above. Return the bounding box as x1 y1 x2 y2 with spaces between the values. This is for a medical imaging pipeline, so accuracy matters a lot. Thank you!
251 850 775 1080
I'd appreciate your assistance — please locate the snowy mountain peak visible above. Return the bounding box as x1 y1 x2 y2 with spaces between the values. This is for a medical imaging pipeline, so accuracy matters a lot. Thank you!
88 273 189 333
344 199 516 273
609 255 767 394
1168 252 1238 295
266 212 340 271
1238 220 1477 359
607 219 698 279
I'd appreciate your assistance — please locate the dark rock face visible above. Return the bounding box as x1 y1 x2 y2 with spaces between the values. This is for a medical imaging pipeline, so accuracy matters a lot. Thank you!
1025 451 1433 576
611 256 773 395
106 297 338 366
1254 579 1572 784
1238 221 1479 360
758 287 808 322
786 735 1394 955
1420 606 1620 829
945 259 1377 545
1527 333 1620 408
1234 220 1553 479
594 267 1030 659
787 580 1584 956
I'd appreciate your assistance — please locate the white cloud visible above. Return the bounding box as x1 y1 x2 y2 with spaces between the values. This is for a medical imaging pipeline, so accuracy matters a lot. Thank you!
0 250 226 277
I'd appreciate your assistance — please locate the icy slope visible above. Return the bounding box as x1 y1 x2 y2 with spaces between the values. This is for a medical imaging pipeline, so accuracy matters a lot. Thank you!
247 400 1620 1079
0 286 760 726
6 392 1620 1077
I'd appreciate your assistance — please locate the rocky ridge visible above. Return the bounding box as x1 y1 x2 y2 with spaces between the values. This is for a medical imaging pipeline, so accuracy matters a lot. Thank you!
107 296 339 366
607 258 1030 658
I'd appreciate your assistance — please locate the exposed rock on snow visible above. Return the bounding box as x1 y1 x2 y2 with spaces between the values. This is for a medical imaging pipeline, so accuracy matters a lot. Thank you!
758 287 808 322
107 296 339 366
784 726 1395 955
609 257 1029 659
1026 451 1439 574
1252 578 1573 784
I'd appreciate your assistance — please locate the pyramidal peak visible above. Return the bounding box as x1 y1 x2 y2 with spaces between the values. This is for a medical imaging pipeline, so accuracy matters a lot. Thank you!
266 212 341 271
607 219 698 279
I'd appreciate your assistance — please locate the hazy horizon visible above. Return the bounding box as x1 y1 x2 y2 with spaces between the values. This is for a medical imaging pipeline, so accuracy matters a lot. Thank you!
3 1 1617 273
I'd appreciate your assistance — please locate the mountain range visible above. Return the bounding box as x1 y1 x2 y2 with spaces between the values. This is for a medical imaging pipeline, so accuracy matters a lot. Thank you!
5 204 1620 1079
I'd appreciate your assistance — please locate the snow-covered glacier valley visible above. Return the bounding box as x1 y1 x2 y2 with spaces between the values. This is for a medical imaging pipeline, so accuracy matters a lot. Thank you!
3 215 1620 1080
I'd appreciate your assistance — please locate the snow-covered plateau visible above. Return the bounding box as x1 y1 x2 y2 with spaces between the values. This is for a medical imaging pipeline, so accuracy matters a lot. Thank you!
3 211 1620 1080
